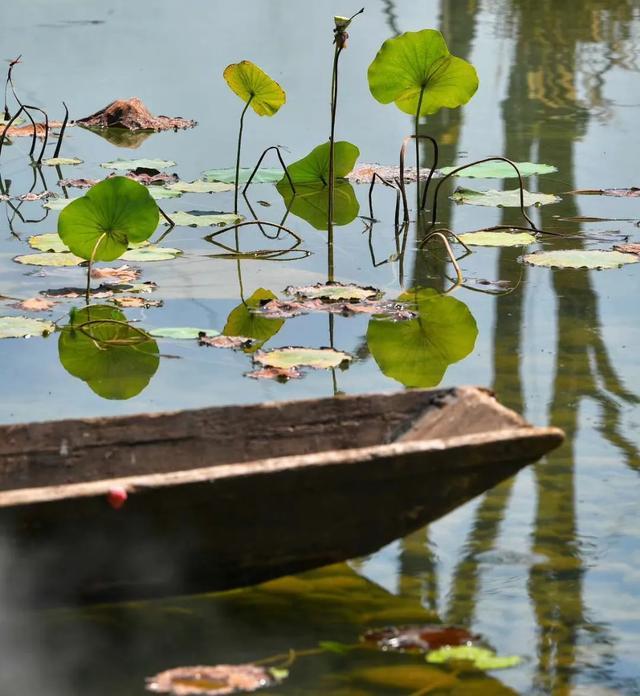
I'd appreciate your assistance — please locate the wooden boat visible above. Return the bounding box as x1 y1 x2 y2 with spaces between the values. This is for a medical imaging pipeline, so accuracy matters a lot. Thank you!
0 386 563 607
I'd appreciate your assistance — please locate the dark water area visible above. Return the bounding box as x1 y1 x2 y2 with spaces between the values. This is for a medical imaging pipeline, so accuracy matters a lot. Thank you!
0 0 639 694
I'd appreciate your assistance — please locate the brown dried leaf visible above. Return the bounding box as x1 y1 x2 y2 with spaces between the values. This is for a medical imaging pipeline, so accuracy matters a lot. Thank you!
614 243 640 256
146 663 279 695
16 191 55 201
199 334 255 349
41 285 115 299
11 297 55 312
3 121 64 138
110 296 163 308
59 178 100 189
568 187 640 197
286 281 382 303
257 298 414 321
348 163 424 184
258 298 326 319
91 265 142 283
125 168 179 185
246 366 303 381
361 624 479 653
77 97 196 132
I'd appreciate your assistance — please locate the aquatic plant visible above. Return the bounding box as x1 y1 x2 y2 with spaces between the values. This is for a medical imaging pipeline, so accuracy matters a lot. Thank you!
223 60 286 213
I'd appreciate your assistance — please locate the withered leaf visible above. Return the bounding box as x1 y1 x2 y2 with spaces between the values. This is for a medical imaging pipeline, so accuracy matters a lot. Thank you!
245 366 303 381
91 265 142 283
146 663 283 695
199 334 255 349
3 121 64 138
77 97 196 132
59 178 100 189
110 296 163 309
16 191 55 201
286 281 382 303
614 243 640 256
348 163 424 184
11 297 55 312
361 624 479 653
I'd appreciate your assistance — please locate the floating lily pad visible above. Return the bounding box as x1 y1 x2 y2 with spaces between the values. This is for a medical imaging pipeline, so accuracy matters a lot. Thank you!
120 246 182 262
457 231 537 246
202 167 283 184
14 252 84 266
58 177 159 262
451 187 561 207
286 282 381 302
223 288 284 353
165 180 235 194
0 316 55 339
367 288 477 388
43 198 74 210
426 646 521 671
223 60 286 117
439 161 556 178
168 211 243 227
149 327 219 340
100 158 176 171
254 346 352 370
368 29 478 116
285 141 359 185
58 305 159 400
148 187 182 200
42 157 83 167
28 233 70 253
521 249 639 270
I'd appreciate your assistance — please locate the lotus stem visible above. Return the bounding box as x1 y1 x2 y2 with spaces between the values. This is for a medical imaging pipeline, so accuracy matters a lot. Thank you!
205 219 302 245
328 43 343 236
398 134 439 222
157 206 175 228
23 104 49 163
430 156 538 231
242 144 294 195
366 171 400 222
0 104 25 159
52 102 69 159
421 230 464 287
414 85 425 198
86 232 107 304
419 226 472 255
234 96 254 215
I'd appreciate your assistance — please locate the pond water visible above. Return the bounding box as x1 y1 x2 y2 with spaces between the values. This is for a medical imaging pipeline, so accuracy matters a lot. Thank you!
1 0 639 693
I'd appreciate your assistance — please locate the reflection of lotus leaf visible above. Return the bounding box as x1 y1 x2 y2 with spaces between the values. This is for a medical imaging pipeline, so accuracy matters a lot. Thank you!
223 61 285 117
366 288 477 387
82 127 155 149
368 29 478 116
58 305 159 399
276 181 359 231
223 288 284 353
58 177 159 262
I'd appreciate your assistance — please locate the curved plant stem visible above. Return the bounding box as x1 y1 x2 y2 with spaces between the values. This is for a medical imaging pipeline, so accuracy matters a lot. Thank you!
234 95 254 214
419 226 472 254
421 230 464 288
85 232 107 304
23 105 49 163
157 206 175 228
52 102 69 159
74 319 151 342
0 105 25 159
242 144 294 195
366 172 400 223
398 134 439 222
206 219 302 244
430 156 538 231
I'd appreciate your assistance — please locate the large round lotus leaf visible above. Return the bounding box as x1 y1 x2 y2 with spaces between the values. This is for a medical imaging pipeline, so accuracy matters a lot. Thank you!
451 187 560 207
58 177 159 262
202 168 283 184
521 249 639 270
223 60 286 116
168 211 243 227
99 158 176 171
439 161 557 178
28 233 70 253
0 316 55 339
368 29 478 116
367 288 477 388
276 181 359 231
223 288 284 353
254 346 352 370
58 305 159 400
120 246 182 262
426 646 521 670
149 327 219 340
283 141 360 185
457 231 536 247
165 180 234 194
14 252 84 266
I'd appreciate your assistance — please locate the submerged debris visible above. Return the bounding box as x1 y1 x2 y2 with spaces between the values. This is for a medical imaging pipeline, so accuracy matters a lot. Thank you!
11 297 55 312
90 265 142 283
77 97 196 132
348 163 424 184
614 243 640 256
199 334 255 350
361 624 479 653
245 366 303 381
146 663 285 695
568 187 640 198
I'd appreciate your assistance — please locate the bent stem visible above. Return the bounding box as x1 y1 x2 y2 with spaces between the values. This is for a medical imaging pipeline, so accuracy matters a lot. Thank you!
398 134 439 222
52 102 69 159
366 172 401 227
85 232 107 304
234 96 254 215
242 144 294 195
421 230 464 289
23 104 49 163
0 105 26 160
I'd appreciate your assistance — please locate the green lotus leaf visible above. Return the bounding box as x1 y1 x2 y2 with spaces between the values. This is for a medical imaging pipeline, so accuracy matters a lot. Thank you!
42 157 83 166
165 180 235 194
439 161 557 178
120 246 182 262
149 327 219 340
254 346 352 370
202 167 283 184
223 60 286 116
0 316 55 339
426 646 521 671
276 181 359 231
99 158 176 171
223 288 284 353
283 141 360 185
14 252 84 266
368 29 478 116
367 288 477 387
58 177 159 262
43 198 74 210
451 187 560 207
168 211 243 227
457 231 537 247
521 249 639 270
58 305 159 400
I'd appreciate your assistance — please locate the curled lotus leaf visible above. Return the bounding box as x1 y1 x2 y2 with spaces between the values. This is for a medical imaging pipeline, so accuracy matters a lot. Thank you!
100 158 176 171
521 249 639 270
0 316 55 339
368 29 478 116
165 180 235 194
457 231 537 247
254 346 352 370
426 645 521 671
451 187 561 207
286 282 382 302
58 177 159 262
439 161 556 178
223 61 286 117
